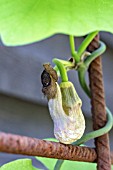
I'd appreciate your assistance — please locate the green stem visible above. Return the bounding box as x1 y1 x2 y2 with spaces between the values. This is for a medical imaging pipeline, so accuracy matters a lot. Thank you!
78 66 90 97
78 40 106 97
69 35 76 53
77 31 98 57
54 59 75 68
54 160 64 170
53 58 68 82
69 35 80 63
54 60 74 77
84 41 106 67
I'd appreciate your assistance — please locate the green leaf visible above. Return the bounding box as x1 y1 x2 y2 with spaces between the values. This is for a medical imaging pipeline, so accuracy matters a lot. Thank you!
62 161 96 170
61 161 113 170
0 159 40 170
36 157 58 170
0 0 113 46
37 157 113 170
36 157 96 170
36 157 113 170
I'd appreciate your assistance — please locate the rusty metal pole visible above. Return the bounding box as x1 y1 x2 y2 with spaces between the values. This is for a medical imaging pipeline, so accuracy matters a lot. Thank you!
0 132 97 162
0 132 113 163
88 35 111 170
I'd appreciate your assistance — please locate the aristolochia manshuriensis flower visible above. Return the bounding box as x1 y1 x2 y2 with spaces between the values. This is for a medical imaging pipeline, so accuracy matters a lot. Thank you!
41 64 85 144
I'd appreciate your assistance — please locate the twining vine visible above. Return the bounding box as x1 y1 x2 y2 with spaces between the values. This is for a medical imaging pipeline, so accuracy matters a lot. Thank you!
41 32 113 170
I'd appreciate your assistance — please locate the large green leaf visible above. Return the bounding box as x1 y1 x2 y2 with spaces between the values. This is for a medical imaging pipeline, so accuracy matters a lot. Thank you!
0 159 40 170
0 0 113 46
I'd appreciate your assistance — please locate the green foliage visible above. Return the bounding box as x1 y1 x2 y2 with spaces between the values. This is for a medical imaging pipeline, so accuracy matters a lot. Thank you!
36 156 113 170
36 157 57 170
36 156 96 170
1 157 113 170
0 0 113 46
0 159 39 170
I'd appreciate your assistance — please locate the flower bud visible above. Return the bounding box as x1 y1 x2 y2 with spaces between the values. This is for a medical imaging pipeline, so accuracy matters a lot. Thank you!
48 81 85 144
41 64 85 144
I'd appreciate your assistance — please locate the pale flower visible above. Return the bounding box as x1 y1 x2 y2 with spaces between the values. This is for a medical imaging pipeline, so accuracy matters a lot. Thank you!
48 81 85 144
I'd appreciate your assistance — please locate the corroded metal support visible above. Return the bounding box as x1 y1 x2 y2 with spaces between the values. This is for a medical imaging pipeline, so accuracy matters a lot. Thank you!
0 132 113 164
88 35 111 170
0 132 96 162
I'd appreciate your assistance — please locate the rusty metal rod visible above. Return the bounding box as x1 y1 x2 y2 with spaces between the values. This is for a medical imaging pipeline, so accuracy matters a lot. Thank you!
88 34 111 170
0 132 113 164
0 132 96 162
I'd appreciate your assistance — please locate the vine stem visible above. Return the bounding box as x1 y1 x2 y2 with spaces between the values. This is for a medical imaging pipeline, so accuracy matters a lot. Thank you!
53 58 68 82
69 32 98 64
77 40 106 98
69 35 80 63
77 31 98 57
84 41 106 67
54 59 75 76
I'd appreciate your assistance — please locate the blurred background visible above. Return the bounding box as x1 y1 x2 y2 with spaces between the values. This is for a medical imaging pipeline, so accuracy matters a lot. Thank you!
0 32 113 169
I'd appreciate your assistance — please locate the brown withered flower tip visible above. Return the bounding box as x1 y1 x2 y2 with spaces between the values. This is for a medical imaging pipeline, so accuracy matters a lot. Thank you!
41 63 58 100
